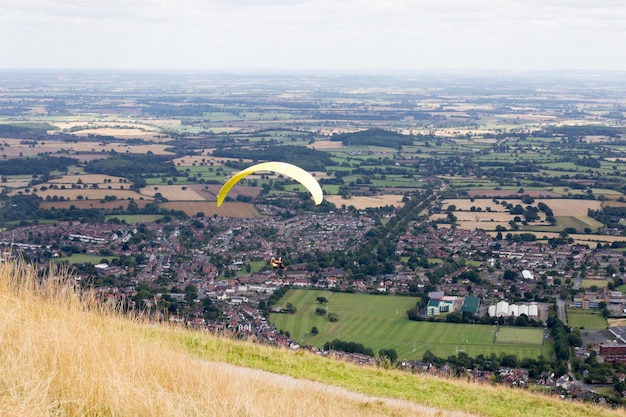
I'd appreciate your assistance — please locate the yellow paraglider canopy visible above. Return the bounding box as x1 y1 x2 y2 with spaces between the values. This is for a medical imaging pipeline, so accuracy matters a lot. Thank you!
216 161 324 207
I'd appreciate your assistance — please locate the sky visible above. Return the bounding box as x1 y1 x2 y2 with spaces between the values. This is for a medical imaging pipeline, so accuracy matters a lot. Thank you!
1 0 625 72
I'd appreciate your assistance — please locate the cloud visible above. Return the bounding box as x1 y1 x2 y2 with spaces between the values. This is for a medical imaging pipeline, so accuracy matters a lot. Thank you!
1 0 625 70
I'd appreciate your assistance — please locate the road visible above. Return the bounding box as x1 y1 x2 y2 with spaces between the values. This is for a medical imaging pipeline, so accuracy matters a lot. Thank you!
556 297 567 326
572 271 583 290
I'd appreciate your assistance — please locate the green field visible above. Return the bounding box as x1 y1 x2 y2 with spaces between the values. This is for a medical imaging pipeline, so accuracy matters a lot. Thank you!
567 309 608 330
495 327 545 345
580 279 609 289
270 290 553 360
104 214 164 223
53 254 117 265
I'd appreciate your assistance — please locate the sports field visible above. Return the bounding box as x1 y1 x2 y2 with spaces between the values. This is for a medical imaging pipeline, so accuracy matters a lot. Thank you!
269 290 552 361
567 309 608 330
494 327 545 345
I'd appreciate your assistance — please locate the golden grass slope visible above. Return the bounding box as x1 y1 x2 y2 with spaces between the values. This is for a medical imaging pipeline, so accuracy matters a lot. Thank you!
0 260 469 417
1 259 624 417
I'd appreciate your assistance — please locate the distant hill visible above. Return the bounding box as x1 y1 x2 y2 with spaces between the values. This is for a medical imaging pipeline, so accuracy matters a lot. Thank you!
212 145 332 171
330 128 416 147
1 259 623 417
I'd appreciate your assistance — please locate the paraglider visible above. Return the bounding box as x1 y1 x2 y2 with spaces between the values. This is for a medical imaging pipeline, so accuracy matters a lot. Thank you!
269 257 285 269
216 161 323 207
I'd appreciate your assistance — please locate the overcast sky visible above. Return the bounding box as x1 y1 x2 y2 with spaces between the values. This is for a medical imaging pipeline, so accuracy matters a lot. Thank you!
1 0 625 72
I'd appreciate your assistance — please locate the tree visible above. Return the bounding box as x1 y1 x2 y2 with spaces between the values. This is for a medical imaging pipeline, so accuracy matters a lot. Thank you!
316 296 328 304
503 270 518 281
407 307 421 321
315 307 327 316
184 284 198 303
378 348 398 363
286 302 297 314
310 326 319 335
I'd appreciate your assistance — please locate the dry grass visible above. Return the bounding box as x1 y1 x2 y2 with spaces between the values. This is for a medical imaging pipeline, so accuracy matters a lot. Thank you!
608 318 626 327
0 259 477 417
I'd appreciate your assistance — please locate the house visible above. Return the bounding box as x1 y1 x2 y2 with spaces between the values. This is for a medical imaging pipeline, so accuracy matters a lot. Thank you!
461 296 480 315
600 342 626 363
427 299 455 316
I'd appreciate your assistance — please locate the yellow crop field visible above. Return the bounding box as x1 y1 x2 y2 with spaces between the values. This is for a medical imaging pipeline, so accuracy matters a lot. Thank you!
40 199 152 210
69 127 160 139
441 198 602 217
0 178 31 188
484 231 626 245
441 198 509 212
49 174 132 187
535 199 602 216
139 185 206 201
0 138 174 156
12 189 148 201
173 154 251 166
325 194 406 209
431 212 514 231
307 140 345 150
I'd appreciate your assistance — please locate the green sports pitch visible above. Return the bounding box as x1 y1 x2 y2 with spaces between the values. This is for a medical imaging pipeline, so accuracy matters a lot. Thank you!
269 289 552 361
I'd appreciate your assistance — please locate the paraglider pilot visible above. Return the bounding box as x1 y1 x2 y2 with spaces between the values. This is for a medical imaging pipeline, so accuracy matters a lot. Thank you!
270 257 285 269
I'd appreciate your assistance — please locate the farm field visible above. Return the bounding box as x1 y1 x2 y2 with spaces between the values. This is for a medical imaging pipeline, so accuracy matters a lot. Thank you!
436 197 606 233
441 198 602 217
269 289 552 361
39 199 152 210
139 184 207 201
306 139 345 150
440 198 508 212
48 174 133 187
485 231 626 246
0 137 175 157
466 189 563 198
104 214 164 223
324 194 406 209
159 201 260 217
10 188 147 201
566 309 608 330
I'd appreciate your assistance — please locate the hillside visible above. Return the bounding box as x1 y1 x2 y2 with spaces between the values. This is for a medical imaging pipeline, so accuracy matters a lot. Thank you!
1 260 624 417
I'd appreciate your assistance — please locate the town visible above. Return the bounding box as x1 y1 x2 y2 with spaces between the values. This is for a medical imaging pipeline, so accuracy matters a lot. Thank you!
3 196 626 404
